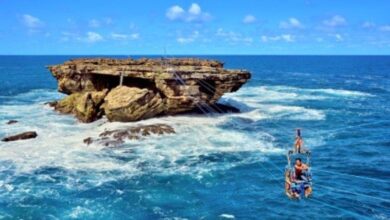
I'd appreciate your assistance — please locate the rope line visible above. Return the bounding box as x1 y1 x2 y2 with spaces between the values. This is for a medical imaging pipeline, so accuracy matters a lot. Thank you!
312 168 389 183
309 197 371 220
319 121 388 135
162 52 386 217
314 184 390 203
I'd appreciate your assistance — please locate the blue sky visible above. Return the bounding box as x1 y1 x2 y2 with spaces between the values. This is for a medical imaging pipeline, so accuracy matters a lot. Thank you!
0 0 390 55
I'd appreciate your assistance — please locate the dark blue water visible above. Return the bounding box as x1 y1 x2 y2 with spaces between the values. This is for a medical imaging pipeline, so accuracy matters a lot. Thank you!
0 56 389 219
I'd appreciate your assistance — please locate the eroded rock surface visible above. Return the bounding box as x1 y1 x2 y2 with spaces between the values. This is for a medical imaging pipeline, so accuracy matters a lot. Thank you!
54 89 108 122
48 58 250 122
85 124 175 147
103 86 164 122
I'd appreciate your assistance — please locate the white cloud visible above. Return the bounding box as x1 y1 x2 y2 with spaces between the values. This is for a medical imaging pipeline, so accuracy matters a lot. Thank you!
335 34 343 41
216 28 230 37
89 18 113 28
177 37 194 44
111 33 128 40
330 34 343 41
279 18 304 29
130 33 140 40
86 32 103 43
60 31 78 42
166 5 185 20
261 34 295 43
243 15 256 24
281 34 294 42
379 25 390 32
177 31 199 44
104 17 113 25
89 19 100 28
242 37 253 43
166 3 211 22
362 21 375 29
111 33 139 40
323 15 346 27
188 3 201 15
22 14 43 29
216 28 253 44
60 31 106 43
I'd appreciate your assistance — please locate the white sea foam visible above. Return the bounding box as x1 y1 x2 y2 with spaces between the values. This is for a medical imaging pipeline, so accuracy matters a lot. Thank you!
260 104 326 121
0 85 342 187
311 88 373 97
68 206 94 219
223 85 373 104
226 103 325 121
220 214 235 219
221 85 373 121
0 89 284 185
231 109 267 121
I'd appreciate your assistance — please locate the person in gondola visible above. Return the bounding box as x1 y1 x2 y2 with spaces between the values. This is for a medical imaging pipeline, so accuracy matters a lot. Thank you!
294 158 312 198
294 158 309 180
285 170 299 199
294 128 304 153
285 129 313 199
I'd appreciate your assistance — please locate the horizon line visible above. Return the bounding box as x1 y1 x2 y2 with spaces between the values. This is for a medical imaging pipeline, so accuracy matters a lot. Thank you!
1 54 390 56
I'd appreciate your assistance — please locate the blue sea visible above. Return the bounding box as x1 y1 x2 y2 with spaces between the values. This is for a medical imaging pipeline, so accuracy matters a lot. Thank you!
0 56 389 219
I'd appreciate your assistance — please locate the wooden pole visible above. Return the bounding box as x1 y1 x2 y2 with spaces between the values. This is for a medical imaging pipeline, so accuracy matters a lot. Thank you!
119 72 124 86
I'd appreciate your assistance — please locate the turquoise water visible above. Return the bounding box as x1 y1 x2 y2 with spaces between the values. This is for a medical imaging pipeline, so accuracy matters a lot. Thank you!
0 56 389 219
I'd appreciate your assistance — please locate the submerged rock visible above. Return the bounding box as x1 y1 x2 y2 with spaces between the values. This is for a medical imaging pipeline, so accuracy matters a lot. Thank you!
85 124 175 147
83 137 93 145
189 103 240 114
6 120 18 125
48 58 250 122
2 131 38 142
44 101 58 108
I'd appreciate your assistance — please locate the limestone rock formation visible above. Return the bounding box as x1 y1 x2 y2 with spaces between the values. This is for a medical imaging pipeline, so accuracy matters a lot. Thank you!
54 89 108 122
103 86 164 122
48 58 250 122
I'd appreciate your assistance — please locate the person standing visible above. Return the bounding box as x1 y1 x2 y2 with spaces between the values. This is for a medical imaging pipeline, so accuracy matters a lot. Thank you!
294 129 304 153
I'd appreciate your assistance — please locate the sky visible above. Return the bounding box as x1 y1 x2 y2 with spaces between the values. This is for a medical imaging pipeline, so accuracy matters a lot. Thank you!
0 0 390 55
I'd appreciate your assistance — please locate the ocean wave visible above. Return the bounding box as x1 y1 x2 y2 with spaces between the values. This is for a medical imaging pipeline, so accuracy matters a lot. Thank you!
311 88 373 97
0 96 283 186
220 85 373 121
223 85 373 104
223 86 325 102
223 103 325 121
0 88 64 105
0 85 328 189
68 206 94 219
220 214 235 219
231 109 267 121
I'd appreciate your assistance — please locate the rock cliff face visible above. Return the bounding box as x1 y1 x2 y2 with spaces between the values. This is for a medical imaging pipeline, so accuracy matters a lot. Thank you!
48 58 250 122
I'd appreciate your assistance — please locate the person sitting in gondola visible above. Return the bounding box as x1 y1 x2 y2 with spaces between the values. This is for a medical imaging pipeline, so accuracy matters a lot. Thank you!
294 158 308 180
294 158 312 197
285 170 299 199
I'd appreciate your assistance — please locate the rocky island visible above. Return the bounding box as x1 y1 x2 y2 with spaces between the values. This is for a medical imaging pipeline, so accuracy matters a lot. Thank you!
48 58 251 122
